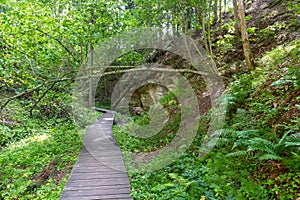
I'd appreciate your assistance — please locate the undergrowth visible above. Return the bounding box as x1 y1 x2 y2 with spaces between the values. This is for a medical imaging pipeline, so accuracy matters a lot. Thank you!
0 100 82 199
113 39 300 200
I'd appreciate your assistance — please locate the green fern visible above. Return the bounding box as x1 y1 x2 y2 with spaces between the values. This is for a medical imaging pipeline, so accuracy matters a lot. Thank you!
226 150 250 158
214 128 235 148
226 130 300 160
215 128 259 148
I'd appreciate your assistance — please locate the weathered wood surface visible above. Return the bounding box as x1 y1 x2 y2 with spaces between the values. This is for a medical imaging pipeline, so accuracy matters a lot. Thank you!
60 110 133 200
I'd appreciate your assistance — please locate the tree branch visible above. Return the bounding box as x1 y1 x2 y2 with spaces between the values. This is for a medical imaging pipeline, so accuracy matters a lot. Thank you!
80 66 212 77
0 78 73 111
35 28 80 64
0 66 217 111
29 81 57 116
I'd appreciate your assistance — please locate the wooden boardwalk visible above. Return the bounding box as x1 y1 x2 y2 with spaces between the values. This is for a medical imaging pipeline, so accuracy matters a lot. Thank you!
60 109 133 200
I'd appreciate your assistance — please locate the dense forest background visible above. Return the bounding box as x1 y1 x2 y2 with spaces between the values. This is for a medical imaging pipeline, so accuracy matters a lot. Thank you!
0 0 299 199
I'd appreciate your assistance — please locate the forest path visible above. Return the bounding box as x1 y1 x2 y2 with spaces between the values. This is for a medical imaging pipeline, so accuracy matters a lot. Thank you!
60 109 133 200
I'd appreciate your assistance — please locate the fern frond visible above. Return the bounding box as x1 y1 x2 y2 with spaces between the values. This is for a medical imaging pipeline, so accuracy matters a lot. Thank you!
258 154 282 160
226 150 249 157
279 132 289 144
290 132 300 139
251 137 274 147
210 129 225 138
284 142 300 147
286 132 300 142
232 140 248 149
236 129 259 139
216 138 230 147
218 128 236 138
247 144 276 155
291 152 300 159
252 138 278 151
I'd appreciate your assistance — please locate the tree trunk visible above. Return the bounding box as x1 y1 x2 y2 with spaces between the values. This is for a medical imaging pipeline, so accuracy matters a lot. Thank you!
207 0 213 55
213 0 218 23
237 0 254 70
186 7 192 31
180 8 186 34
219 0 222 30
232 0 240 36
88 9 95 108
196 7 209 53
89 42 94 108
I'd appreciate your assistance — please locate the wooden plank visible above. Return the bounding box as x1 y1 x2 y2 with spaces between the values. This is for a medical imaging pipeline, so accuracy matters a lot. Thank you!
68 173 129 180
72 165 127 172
71 166 126 173
77 157 124 162
60 187 131 196
81 146 121 151
80 150 123 157
73 162 127 167
64 184 130 191
65 178 130 187
60 194 132 200
78 153 123 158
74 155 125 164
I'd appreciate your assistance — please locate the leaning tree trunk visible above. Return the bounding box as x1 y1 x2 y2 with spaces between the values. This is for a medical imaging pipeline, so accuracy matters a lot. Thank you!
238 0 254 70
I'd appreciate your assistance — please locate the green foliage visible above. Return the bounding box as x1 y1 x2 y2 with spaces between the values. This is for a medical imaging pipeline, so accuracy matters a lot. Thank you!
114 37 300 199
287 0 300 14
271 67 300 89
260 172 300 199
0 0 127 112
226 74 253 106
128 152 230 200
1 0 299 199
114 50 149 66
113 90 182 153
202 153 269 199
226 131 300 161
0 106 81 199
237 178 268 200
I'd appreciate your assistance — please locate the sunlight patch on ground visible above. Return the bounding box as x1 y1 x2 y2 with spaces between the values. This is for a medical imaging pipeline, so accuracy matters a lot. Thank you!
9 133 50 150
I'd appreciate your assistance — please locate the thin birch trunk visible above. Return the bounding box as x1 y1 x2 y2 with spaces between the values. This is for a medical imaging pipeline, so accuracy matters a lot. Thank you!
238 0 254 70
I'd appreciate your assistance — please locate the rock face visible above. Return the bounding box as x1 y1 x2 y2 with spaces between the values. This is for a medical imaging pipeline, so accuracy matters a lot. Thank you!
140 85 167 110
129 84 168 114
